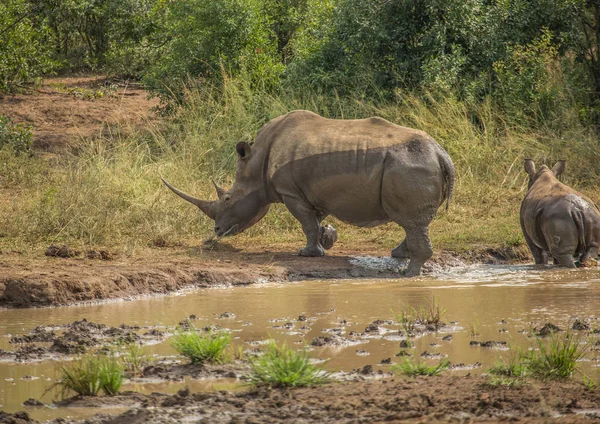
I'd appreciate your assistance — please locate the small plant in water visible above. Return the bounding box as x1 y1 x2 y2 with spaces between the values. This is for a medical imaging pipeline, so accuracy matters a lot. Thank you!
247 340 329 388
392 306 418 336
50 354 124 398
170 327 232 364
415 296 446 330
468 319 481 338
392 357 450 377
119 342 152 377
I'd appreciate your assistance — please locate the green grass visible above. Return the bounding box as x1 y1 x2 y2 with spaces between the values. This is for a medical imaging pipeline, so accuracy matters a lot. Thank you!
2 76 600 255
247 340 329 388
487 332 589 381
170 328 232 364
392 357 450 377
524 332 589 379
50 355 124 398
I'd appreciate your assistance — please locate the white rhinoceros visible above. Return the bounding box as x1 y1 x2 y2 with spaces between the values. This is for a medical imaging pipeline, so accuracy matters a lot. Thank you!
162 110 454 276
520 159 600 267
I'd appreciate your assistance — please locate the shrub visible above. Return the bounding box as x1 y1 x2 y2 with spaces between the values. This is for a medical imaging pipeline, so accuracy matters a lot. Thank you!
247 340 329 388
170 328 232 364
119 343 151 377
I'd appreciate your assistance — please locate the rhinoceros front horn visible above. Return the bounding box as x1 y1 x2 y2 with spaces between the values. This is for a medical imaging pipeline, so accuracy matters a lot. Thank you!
161 177 217 220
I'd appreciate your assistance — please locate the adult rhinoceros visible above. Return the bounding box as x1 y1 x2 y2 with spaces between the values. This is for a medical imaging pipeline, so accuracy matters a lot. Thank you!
162 110 454 276
520 159 600 267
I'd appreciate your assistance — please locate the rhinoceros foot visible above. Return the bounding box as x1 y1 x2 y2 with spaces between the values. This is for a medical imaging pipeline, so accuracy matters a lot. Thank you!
320 225 338 250
299 245 325 257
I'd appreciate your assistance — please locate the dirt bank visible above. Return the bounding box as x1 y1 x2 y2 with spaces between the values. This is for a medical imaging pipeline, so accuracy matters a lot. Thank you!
0 246 523 309
8 376 600 423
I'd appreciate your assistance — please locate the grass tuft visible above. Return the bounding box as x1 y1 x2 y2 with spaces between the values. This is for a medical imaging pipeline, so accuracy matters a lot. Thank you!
50 354 124 398
247 340 329 388
392 357 450 377
524 331 589 379
170 327 232 364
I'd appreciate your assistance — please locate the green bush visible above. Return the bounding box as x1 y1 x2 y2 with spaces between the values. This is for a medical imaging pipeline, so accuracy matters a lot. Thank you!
170 328 232 364
524 332 589 379
0 115 33 156
247 340 329 388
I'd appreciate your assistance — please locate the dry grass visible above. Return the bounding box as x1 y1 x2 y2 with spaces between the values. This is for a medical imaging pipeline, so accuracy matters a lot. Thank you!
2 78 600 257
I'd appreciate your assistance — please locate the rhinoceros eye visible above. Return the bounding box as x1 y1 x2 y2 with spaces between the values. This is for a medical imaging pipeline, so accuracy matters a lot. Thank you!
224 195 231 202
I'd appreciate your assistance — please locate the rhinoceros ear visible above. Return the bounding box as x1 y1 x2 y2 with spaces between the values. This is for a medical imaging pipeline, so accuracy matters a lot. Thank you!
524 159 536 177
236 142 252 159
551 160 566 177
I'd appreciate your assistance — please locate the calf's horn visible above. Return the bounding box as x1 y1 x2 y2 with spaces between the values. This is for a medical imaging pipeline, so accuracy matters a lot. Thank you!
161 177 217 220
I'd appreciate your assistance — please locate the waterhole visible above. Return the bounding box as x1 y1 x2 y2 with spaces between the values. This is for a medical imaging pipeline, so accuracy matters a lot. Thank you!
1 264 599 421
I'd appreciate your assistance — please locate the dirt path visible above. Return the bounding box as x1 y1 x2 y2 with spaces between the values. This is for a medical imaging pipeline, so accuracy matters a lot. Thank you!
0 76 158 154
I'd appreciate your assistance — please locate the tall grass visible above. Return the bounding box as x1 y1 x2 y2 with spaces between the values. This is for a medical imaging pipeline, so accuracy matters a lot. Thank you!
2 76 600 254
247 340 329 388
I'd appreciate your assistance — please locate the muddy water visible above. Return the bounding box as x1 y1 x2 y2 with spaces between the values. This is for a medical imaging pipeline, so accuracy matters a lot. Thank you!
2 264 600 421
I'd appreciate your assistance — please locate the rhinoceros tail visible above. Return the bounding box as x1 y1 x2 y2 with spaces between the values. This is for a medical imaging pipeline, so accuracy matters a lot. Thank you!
438 148 455 211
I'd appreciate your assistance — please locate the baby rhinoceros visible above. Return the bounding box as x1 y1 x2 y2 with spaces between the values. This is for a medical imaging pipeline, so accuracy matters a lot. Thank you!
520 159 600 267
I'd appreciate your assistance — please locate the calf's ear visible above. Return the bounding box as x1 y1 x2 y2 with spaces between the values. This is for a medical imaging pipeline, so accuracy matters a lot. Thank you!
524 159 536 177
551 160 566 177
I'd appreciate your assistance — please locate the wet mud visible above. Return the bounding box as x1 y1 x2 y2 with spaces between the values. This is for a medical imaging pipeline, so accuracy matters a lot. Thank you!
6 376 600 423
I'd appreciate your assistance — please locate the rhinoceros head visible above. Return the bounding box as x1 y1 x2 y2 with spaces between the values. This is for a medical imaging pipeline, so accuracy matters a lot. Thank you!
162 142 270 237
524 159 565 189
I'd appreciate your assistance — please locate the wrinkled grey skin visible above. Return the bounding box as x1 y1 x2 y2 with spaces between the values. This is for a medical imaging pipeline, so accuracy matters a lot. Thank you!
520 159 600 267
162 110 455 276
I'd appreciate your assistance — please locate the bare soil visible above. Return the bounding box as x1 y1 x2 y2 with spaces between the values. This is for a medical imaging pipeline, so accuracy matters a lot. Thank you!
0 76 158 154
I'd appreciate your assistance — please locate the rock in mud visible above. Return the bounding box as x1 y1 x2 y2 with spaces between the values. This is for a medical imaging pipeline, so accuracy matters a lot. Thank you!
45 244 79 258
399 340 412 348
86 249 114 260
311 335 347 347
442 334 453 341
0 411 37 424
379 358 392 364
572 319 590 331
15 345 48 361
469 340 508 348
536 323 562 337
22 399 44 406
218 311 236 319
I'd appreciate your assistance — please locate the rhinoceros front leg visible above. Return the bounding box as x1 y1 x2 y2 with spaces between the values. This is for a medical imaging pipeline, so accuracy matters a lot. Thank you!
283 196 325 257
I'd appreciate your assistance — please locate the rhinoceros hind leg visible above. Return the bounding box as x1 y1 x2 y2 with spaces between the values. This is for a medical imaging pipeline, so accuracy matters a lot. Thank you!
403 226 433 277
391 239 409 259
283 196 325 257
523 233 548 265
